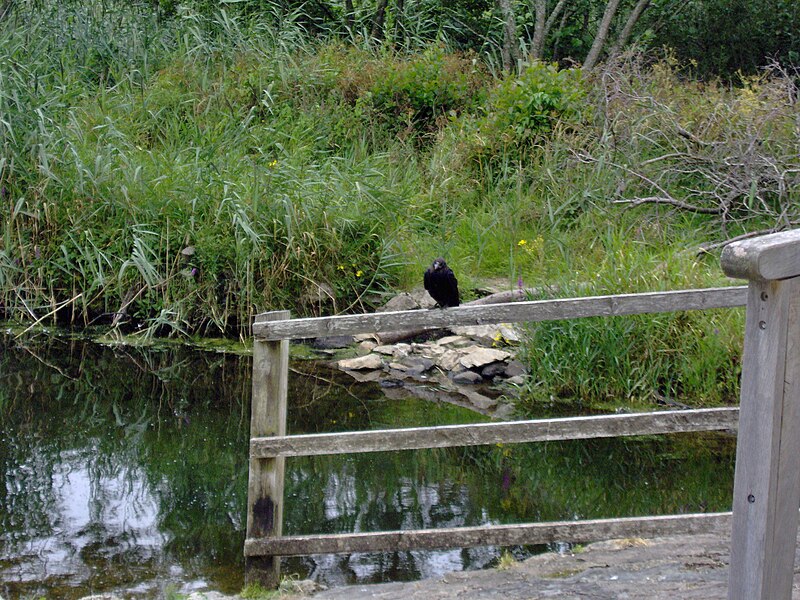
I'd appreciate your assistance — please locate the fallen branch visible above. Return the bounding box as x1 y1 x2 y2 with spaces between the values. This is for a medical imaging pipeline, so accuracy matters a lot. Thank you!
612 196 722 214
373 288 544 345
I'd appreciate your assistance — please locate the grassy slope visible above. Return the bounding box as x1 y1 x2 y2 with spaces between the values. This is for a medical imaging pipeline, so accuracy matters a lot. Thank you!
2 3 798 410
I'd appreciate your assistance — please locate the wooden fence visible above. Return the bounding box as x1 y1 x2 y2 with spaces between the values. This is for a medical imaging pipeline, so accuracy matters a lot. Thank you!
245 229 800 600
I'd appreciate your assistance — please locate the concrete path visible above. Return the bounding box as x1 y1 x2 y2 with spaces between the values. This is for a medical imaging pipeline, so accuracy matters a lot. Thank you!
91 532 799 600
293 532 800 599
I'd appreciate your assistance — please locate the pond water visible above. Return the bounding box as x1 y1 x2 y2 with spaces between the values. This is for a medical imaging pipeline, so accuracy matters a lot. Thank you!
0 330 737 599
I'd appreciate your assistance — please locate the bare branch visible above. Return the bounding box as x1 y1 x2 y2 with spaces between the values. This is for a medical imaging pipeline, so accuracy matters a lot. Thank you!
612 197 722 214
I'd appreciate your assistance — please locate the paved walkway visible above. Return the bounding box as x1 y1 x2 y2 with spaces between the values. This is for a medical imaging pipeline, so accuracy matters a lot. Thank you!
149 531 800 600
293 532 800 599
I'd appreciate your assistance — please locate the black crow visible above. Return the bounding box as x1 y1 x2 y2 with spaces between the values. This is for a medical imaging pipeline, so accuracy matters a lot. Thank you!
424 258 460 308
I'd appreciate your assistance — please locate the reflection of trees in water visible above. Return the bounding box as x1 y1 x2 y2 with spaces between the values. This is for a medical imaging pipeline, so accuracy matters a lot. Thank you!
0 334 254 595
0 333 738 596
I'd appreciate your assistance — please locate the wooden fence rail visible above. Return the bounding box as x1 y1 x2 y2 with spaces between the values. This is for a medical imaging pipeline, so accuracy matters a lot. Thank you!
253 286 747 340
250 407 739 458
244 227 800 600
245 512 732 557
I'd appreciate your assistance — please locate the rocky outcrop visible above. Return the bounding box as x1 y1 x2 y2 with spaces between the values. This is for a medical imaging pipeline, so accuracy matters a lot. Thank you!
332 302 526 417
341 331 524 385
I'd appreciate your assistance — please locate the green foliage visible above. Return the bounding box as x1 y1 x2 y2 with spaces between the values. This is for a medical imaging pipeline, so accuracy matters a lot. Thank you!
643 0 800 78
520 309 742 411
0 0 790 414
363 46 487 139
465 62 586 165
492 62 585 135
240 583 279 599
516 234 745 411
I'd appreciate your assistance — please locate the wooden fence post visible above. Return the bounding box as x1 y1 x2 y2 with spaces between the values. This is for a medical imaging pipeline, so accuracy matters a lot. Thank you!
721 230 800 600
245 310 290 588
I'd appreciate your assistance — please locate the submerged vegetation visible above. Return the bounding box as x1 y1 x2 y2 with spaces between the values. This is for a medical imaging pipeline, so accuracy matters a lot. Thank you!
1 0 798 409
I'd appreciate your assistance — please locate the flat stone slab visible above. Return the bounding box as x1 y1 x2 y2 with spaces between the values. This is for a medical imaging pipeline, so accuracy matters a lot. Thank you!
278 530 800 600
459 347 511 369
338 354 384 370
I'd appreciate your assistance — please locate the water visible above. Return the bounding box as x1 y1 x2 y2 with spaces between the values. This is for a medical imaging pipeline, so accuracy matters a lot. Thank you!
0 330 737 598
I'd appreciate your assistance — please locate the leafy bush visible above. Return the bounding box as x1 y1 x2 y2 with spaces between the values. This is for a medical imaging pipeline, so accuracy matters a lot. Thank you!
466 61 586 163
321 45 488 141
365 46 487 138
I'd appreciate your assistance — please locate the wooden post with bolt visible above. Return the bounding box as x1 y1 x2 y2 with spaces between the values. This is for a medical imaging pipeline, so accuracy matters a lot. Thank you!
245 310 290 588
722 229 800 600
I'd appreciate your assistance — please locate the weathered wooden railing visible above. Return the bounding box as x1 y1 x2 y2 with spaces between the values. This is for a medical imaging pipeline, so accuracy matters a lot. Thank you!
245 229 800 600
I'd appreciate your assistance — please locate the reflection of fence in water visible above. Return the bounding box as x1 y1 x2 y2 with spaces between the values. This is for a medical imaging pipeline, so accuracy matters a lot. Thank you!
245 228 800 600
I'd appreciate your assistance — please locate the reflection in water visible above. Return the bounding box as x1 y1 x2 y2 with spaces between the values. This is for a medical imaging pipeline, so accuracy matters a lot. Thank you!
0 331 737 598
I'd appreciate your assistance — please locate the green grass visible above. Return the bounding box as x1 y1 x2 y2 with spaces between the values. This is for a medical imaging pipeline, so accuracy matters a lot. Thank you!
1 0 797 409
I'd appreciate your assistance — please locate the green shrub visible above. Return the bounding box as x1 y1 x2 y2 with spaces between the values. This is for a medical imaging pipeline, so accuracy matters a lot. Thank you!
467 61 586 164
365 46 487 138
318 45 488 141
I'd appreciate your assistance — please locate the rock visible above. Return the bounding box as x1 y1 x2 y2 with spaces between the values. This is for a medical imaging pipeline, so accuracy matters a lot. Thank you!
493 402 517 420
450 324 501 345
347 369 384 383
498 324 522 343
378 290 436 311
449 363 467 374
462 390 498 410
451 371 484 385
380 378 405 388
389 362 409 371
438 350 463 371
506 375 527 386
392 343 412 358
373 345 397 355
78 596 124 600
359 340 377 352
311 335 354 350
504 359 528 377
284 579 326 595
338 354 384 370
414 343 446 359
402 357 434 372
481 361 508 379
459 347 511 369
450 324 521 345
374 343 412 358
354 333 379 342
378 291 421 312
301 281 335 306
436 335 470 346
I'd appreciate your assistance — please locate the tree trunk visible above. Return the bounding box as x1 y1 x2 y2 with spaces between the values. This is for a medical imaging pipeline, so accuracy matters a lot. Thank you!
0 0 14 21
551 5 570 62
498 0 520 73
530 0 547 59
543 0 568 39
372 287 549 345
371 0 389 41
394 0 405 41
583 0 623 71
344 0 354 33
608 0 652 58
